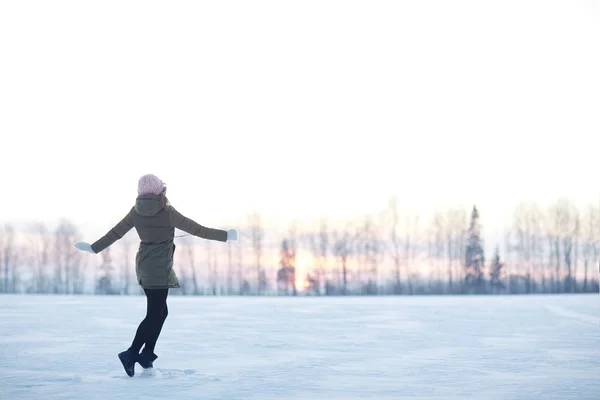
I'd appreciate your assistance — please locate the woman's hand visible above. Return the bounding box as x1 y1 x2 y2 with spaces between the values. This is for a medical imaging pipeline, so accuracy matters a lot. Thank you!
74 242 96 254
226 229 238 241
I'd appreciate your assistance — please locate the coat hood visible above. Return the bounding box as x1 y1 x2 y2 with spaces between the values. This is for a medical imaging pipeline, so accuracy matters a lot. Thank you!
134 195 164 216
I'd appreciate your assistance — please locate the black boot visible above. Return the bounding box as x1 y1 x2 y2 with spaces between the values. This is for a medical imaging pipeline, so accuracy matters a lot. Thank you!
137 349 158 369
118 348 137 377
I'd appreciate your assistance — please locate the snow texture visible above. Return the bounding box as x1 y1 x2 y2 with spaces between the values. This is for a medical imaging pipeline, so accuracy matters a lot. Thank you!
0 294 598 400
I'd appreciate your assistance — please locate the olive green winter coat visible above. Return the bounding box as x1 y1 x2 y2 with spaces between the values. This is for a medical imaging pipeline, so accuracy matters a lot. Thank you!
91 194 228 289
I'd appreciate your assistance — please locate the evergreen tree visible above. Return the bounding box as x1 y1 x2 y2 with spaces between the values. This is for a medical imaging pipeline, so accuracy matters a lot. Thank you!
276 239 297 295
489 245 505 292
304 272 319 295
95 247 118 295
464 205 485 293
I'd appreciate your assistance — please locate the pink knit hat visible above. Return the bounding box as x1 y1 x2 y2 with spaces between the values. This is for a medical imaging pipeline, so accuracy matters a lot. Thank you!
137 174 165 195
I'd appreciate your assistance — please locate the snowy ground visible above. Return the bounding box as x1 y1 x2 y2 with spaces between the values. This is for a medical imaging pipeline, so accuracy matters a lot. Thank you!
0 294 598 400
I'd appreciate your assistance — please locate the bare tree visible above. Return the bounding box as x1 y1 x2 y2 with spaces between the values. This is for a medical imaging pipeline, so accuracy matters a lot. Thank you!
180 237 200 295
206 240 216 295
430 211 446 293
332 223 355 295
547 202 562 292
53 219 84 294
406 212 423 294
236 228 247 295
434 208 466 293
210 240 220 295
356 214 384 295
354 218 367 291
283 220 299 295
25 222 52 293
581 204 599 292
120 234 134 295
307 218 329 295
572 215 581 292
513 202 537 293
548 199 579 292
524 202 545 293
226 235 234 295
388 202 401 293
248 211 264 295
0 224 19 293
317 218 329 294
174 243 190 296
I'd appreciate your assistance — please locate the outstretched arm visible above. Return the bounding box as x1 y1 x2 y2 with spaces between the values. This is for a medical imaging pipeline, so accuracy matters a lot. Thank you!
88 210 135 254
168 206 229 242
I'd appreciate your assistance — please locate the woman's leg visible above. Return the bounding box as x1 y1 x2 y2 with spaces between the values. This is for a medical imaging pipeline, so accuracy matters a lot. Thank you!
130 288 167 353
142 288 169 354
129 289 153 353
119 289 158 377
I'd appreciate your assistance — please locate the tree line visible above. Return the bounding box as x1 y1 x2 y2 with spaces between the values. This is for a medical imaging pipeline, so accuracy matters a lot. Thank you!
0 197 598 296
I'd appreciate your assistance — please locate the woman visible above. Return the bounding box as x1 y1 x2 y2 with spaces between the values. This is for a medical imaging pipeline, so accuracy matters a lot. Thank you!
74 173 238 377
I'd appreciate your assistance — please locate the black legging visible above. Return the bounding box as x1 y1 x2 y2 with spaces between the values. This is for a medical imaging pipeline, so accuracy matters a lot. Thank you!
130 288 169 354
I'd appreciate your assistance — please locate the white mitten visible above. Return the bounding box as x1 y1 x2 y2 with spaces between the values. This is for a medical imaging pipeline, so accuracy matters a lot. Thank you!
74 242 96 254
226 229 238 241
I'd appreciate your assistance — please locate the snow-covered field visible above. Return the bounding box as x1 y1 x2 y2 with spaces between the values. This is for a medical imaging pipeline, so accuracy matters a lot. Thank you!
0 294 598 400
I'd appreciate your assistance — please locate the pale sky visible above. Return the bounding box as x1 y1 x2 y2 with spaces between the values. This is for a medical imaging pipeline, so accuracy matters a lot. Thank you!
1 0 599 239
